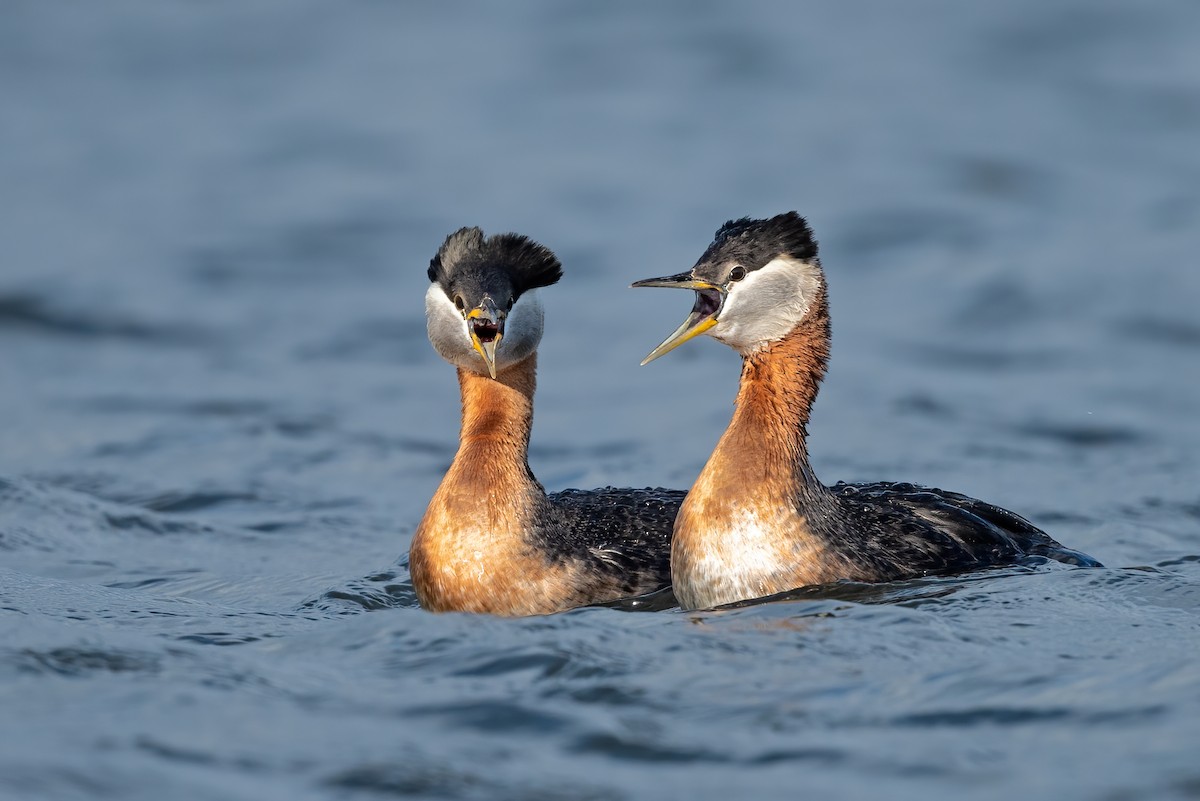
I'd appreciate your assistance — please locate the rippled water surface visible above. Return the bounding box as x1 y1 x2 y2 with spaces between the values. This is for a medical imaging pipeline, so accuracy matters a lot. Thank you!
3 2 1200 799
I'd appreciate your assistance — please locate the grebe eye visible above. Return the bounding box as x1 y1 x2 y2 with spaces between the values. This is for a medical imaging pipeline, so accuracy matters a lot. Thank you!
454 295 465 312
728 266 746 282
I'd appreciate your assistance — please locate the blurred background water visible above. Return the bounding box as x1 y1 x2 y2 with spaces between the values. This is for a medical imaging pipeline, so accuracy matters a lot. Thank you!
2 1 1199 799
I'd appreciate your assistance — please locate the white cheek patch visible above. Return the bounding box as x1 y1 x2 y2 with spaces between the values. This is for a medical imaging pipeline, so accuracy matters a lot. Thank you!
425 284 545 375
497 290 543 369
711 256 822 354
426 284 476 370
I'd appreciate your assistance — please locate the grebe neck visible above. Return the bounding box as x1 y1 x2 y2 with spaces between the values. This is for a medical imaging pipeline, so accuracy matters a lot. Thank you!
456 354 538 471
713 291 831 498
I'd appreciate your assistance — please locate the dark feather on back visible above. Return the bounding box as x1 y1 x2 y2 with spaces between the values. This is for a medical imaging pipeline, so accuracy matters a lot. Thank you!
822 481 1102 577
534 487 685 598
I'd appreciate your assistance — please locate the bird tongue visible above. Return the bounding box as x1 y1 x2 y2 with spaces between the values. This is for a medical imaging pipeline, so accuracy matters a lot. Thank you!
472 319 500 342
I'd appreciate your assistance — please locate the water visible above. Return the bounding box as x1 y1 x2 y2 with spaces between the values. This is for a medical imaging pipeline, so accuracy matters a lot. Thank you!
2 1 1199 798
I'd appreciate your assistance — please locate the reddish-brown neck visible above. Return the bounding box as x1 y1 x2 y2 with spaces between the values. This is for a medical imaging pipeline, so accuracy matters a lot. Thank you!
717 291 831 489
456 354 537 468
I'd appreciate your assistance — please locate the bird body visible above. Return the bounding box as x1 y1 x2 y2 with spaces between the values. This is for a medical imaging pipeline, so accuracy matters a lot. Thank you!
410 228 681 616
635 213 1099 610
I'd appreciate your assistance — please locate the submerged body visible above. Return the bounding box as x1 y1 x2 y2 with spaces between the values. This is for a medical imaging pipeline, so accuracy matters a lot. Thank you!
636 212 1099 610
410 228 681 616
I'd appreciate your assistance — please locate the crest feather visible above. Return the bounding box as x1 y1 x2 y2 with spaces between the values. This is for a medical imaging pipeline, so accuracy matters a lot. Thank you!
427 227 562 294
703 212 819 269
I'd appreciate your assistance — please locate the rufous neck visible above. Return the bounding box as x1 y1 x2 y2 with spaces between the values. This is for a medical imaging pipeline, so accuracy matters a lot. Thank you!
726 293 830 486
457 354 537 454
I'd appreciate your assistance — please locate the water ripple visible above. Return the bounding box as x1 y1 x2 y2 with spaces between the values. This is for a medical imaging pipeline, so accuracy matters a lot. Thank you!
324 760 620 801
299 569 418 615
12 646 162 677
0 292 209 346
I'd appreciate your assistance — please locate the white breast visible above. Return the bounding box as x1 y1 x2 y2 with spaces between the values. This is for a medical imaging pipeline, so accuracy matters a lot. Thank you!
673 507 793 609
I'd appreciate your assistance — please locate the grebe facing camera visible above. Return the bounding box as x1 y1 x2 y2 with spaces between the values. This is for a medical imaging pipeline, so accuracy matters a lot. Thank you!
411 227 684 616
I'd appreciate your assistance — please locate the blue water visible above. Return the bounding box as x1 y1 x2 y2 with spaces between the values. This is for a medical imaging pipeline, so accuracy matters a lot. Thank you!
3 2 1200 799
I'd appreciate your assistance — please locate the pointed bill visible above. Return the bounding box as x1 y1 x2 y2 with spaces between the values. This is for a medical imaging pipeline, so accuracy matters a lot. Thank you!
474 337 499 378
639 313 718 365
467 296 504 379
630 271 717 291
631 272 725 365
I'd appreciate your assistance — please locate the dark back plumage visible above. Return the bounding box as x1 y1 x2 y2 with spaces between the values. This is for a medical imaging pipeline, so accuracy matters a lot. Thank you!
822 481 1099 575
539 487 684 597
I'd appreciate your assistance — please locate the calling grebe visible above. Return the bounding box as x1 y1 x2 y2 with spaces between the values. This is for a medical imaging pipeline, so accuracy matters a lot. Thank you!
634 212 1099 610
410 227 683 615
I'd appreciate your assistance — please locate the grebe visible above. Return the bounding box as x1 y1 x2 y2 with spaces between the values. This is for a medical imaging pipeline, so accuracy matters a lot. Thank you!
633 212 1099 610
410 227 684 615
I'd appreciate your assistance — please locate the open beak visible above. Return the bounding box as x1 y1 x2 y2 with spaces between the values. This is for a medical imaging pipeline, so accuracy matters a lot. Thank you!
466 296 505 378
630 272 725 364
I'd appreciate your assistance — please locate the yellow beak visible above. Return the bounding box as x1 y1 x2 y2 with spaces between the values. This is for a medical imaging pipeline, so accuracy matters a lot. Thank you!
466 297 504 378
630 273 724 365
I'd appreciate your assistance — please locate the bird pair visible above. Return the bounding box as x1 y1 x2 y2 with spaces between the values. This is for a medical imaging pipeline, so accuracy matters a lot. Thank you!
410 213 1098 616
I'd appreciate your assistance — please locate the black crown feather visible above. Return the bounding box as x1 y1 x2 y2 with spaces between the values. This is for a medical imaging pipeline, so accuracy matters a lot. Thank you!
704 211 819 268
428 227 563 294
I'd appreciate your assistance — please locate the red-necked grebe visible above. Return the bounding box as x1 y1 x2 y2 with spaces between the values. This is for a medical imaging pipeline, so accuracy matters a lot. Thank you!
633 212 1099 610
410 227 683 615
